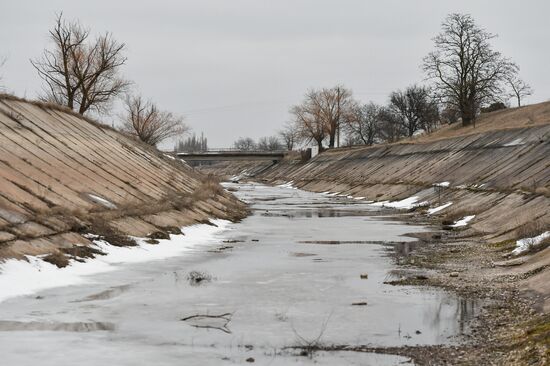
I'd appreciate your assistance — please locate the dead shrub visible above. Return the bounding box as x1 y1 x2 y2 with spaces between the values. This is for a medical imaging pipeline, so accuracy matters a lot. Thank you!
61 245 105 259
187 270 213 286
148 231 170 240
89 218 137 247
42 252 70 268
164 226 183 235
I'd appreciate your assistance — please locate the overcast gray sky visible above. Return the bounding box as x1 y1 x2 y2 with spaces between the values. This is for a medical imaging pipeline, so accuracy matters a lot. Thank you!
1 0 549 148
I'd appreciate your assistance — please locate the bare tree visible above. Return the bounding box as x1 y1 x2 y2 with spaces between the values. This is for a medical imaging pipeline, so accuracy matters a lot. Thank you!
257 136 283 151
121 94 189 146
175 133 208 153
343 102 382 145
507 75 533 107
279 122 299 150
318 86 354 148
290 97 326 152
31 13 129 115
377 107 406 143
440 104 460 124
388 85 440 136
289 86 355 151
423 13 517 127
233 137 256 151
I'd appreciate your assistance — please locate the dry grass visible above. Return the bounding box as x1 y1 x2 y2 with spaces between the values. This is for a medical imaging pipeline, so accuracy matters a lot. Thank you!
414 101 550 143
61 245 105 259
0 93 120 134
88 217 137 247
42 252 70 268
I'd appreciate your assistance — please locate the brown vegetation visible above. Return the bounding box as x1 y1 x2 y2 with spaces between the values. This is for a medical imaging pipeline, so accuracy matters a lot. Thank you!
121 94 189 146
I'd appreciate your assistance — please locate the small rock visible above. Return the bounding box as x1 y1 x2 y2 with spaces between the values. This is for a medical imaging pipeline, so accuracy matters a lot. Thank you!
415 275 429 280
251 239 259 242
246 357 255 363
352 301 368 306
449 272 459 277
360 273 368 279
415 330 422 334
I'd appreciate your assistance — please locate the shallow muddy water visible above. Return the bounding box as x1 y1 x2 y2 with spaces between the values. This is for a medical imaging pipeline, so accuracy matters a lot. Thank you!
0 183 478 365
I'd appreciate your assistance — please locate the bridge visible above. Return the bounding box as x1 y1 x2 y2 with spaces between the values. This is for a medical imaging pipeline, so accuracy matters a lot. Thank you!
175 149 287 165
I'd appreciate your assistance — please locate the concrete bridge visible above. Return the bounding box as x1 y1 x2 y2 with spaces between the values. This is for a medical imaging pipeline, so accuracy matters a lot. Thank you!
176 149 286 165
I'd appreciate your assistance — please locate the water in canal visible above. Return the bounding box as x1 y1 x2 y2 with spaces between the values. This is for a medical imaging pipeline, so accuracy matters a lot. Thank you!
0 183 477 365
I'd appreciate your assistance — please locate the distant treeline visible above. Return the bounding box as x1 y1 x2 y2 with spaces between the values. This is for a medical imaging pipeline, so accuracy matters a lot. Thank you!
174 133 208 152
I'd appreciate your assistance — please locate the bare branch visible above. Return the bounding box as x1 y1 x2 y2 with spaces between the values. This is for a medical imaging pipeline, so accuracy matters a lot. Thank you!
506 75 533 107
423 13 518 127
31 13 128 115
121 94 189 146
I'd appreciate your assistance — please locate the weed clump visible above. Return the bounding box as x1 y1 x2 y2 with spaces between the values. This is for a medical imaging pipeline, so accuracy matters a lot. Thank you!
42 252 70 268
187 270 213 286
89 218 137 247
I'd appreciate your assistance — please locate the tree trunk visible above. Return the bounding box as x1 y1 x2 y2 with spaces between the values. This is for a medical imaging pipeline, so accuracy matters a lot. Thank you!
461 100 476 127
317 139 324 153
462 113 472 127
328 131 335 148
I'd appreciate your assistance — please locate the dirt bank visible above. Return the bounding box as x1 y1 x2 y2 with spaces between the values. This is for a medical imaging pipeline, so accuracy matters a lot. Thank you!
0 95 247 264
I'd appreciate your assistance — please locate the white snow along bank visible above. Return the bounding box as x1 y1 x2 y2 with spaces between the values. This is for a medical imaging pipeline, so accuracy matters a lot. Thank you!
513 231 550 255
451 215 475 227
0 220 231 304
371 196 428 210
427 202 453 215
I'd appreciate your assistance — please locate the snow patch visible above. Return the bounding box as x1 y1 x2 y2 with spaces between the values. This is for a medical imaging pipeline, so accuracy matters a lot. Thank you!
229 169 249 182
504 138 524 147
451 215 475 227
277 181 298 189
434 181 450 188
371 196 428 210
88 194 117 209
427 202 453 215
513 231 550 255
0 220 230 304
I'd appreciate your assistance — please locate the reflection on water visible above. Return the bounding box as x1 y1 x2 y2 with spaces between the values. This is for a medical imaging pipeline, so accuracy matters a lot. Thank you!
0 320 115 332
261 208 373 218
0 182 478 366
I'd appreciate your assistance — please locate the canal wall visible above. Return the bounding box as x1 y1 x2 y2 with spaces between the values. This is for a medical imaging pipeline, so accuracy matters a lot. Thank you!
205 104 550 244
0 95 246 262
203 104 550 308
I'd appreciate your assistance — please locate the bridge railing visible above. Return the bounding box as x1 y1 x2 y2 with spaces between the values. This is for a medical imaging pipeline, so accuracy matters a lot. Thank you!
177 148 288 154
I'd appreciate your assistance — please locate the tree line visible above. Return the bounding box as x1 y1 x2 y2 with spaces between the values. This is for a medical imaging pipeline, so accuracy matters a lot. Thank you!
232 136 284 151
285 13 533 151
